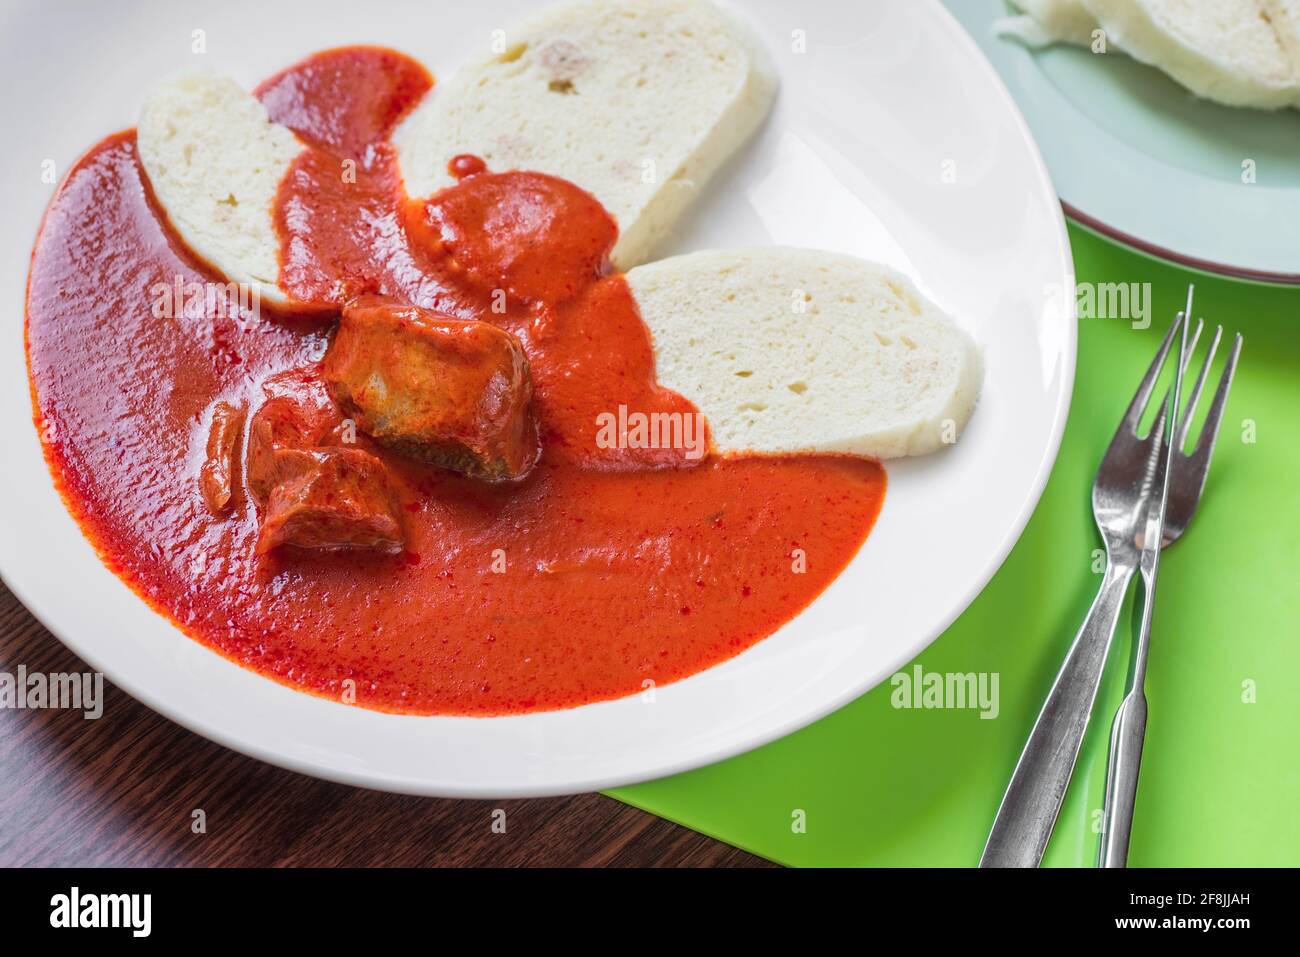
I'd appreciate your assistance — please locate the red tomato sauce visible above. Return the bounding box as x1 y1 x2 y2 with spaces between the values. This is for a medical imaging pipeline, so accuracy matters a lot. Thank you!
25 47 885 715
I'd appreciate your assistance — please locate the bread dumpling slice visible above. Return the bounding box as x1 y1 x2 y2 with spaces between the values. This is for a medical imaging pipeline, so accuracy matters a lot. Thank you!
1260 0 1300 106
138 71 305 306
1081 0 1300 108
393 0 776 270
998 0 1100 48
627 249 982 460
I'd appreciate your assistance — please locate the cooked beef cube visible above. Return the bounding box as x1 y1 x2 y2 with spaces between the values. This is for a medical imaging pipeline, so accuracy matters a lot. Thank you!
199 400 246 515
255 447 404 555
322 295 538 480
260 366 339 420
247 396 322 505
244 366 404 556
245 387 348 509
246 368 347 504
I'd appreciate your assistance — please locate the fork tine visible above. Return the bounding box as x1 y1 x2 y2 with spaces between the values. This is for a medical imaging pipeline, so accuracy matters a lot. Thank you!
1176 324 1221 451
1181 318 1204 376
1189 332 1243 471
1120 314 1183 435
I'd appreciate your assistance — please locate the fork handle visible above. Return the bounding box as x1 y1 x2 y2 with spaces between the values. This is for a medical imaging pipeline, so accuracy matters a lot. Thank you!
980 563 1134 867
1098 688 1148 867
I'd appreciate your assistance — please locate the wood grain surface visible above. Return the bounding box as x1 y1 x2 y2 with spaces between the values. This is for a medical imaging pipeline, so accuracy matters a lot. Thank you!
0 583 771 868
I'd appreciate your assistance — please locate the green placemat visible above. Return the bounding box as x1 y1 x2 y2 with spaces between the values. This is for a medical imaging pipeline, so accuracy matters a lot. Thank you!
610 225 1300 867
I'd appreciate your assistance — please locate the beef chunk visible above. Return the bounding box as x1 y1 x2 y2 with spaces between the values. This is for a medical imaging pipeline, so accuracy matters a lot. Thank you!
322 295 538 480
255 447 403 555
245 366 405 556
246 368 350 504
199 400 246 515
247 396 326 505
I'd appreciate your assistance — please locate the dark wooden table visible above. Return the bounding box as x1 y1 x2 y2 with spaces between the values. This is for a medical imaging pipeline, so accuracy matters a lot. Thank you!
0 583 769 867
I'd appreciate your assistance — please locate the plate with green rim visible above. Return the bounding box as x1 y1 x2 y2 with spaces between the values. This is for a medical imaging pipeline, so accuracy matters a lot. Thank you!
947 0 1300 285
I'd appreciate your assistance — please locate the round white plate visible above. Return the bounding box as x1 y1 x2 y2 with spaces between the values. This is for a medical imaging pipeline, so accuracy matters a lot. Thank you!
0 0 1074 797
948 0 1300 284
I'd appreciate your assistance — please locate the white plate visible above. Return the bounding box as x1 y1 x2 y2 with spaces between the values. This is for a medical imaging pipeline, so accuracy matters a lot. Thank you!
948 0 1300 284
0 0 1074 797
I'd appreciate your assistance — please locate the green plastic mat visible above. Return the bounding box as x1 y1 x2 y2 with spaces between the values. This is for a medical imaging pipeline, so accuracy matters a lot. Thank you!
610 225 1300 867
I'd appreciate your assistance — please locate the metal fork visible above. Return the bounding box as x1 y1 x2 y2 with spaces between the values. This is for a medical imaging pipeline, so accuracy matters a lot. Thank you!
979 313 1186 868
1157 322 1243 547
1098 313 1243 867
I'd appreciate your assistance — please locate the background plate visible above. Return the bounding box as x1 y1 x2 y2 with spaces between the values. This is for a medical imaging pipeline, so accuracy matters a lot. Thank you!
947 0 1300 284
0 0 1073 797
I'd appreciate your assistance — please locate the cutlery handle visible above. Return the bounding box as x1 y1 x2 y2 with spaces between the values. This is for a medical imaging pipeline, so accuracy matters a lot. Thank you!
1098 689 1148 867
980 564 1133 867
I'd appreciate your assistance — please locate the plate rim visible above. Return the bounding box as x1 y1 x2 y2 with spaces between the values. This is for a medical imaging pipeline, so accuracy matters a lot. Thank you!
1062 202 1300 287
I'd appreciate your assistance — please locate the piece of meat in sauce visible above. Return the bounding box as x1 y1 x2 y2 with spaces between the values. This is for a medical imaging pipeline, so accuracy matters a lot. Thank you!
199 400 247 515
247 395 333 504
245 368 404 554
322 295 538 480
245 368 381 500
256 447 403 555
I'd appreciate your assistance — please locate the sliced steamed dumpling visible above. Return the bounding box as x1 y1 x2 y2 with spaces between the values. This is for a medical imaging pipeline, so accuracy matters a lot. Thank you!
627 249 983 460
393 0 776 270
1081 0 1300 108
1260 0 1300 105
998 0 1100 48
137 70 305 306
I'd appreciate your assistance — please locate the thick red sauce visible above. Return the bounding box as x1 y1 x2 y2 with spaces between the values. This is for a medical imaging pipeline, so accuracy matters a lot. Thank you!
25 47 885 715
